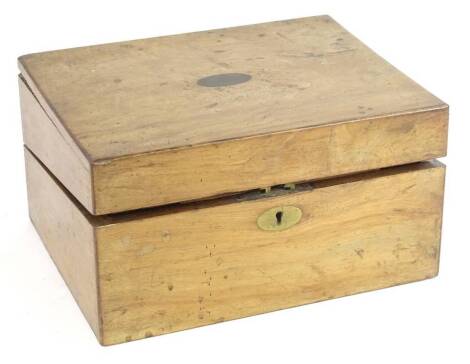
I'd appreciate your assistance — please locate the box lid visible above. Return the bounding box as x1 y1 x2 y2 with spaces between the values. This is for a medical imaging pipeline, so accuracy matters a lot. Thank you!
19 15 448 215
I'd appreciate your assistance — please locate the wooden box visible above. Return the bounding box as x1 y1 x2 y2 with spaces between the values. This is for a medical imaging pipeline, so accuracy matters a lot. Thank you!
19 16 448 345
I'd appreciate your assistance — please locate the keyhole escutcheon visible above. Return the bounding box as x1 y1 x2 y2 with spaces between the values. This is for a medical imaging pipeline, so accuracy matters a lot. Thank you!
257 206 302 231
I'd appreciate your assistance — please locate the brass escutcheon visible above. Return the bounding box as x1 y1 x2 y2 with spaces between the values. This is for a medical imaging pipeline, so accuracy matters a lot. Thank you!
257 206 302 231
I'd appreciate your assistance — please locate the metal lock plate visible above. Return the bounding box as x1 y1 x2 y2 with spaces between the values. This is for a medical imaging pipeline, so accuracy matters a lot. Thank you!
257 206 302 231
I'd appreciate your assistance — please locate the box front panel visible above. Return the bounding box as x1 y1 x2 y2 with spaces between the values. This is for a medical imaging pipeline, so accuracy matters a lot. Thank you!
94 107 448 215
96 163 445 345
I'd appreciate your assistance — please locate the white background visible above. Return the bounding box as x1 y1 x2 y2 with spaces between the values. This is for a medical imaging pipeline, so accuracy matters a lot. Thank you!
1 1 468 363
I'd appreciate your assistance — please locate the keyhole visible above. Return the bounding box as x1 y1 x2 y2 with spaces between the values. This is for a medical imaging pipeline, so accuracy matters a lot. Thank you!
275 211 283 225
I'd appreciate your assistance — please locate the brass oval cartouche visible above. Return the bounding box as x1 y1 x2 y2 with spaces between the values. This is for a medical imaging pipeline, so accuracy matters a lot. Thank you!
257 206 302 231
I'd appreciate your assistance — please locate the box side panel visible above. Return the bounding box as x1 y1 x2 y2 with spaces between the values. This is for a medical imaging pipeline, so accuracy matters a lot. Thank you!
94 107 448 214
19 76 94 213
96 161 445 345
24 148 101 340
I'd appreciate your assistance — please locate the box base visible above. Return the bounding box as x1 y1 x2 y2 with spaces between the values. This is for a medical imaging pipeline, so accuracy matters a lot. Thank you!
25 147 445 345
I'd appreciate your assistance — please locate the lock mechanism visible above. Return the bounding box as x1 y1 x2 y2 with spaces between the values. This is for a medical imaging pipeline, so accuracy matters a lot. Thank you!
260 183 296 194
257 206 302 231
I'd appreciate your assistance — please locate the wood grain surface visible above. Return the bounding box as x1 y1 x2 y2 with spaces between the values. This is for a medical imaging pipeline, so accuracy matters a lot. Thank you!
20 77 94 212
93 107 447 214
24 147 445 345
24 148 100 338
19 15 445 158
19 15 448 214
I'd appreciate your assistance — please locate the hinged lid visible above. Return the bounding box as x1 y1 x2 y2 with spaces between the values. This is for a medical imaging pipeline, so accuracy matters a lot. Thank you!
19 15 448 215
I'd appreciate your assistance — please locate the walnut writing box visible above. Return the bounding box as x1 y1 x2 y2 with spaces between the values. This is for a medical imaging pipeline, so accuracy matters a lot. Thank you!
19 16 448 345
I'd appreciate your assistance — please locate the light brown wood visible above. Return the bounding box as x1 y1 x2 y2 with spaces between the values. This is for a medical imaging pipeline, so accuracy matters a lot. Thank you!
24 148 100 338
25 147 445 345
93 108 447 214
20 76 94 212
19 15 448 215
